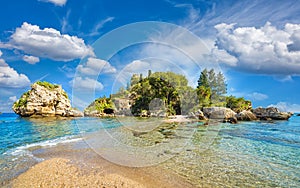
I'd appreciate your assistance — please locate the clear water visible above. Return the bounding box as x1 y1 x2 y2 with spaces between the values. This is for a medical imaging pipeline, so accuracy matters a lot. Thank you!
0 113 299 187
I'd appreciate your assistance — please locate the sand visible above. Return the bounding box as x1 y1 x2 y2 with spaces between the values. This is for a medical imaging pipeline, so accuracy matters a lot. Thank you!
11 140 195 188
13 158 144 188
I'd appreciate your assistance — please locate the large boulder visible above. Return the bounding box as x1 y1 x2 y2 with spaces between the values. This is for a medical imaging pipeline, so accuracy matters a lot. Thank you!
253 107 292 120
203 107 236 123
236 110 257 121
13 81 83 117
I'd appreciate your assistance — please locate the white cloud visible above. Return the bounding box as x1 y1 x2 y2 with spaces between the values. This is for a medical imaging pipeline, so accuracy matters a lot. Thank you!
9 96 17 102
23 55 40 64
0 57 30 88
40 0 67 6
213 22 300 75
3 22 94 61
70 77 104 91
77 57 116 76
58 64 75 78
246 92 268 101
268 102 300 113
89 17 115 36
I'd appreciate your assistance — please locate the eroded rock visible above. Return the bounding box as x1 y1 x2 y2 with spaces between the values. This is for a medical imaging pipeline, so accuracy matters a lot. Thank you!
236 110 257 121
13 82 83 117
253 107 292 120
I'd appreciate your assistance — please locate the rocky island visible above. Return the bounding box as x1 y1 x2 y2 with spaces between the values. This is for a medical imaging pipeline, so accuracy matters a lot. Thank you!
12 81 83 117
83 70 293 123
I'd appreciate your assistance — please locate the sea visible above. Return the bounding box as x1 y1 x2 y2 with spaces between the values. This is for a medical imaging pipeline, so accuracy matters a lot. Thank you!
0 113 299 187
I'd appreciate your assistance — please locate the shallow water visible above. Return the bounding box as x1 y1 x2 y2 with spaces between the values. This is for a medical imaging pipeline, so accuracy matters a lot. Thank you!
0 113 299 187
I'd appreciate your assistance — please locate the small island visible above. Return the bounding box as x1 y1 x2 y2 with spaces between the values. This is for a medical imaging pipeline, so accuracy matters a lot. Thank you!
83 70 293 123
12 81 83 118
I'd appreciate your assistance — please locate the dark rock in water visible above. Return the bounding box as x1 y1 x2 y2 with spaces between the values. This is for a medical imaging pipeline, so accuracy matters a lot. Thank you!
195 110 208 120
227 117 238 124
297 114 300 116
253 107 292 120
12 82 83 117
236 110 257 121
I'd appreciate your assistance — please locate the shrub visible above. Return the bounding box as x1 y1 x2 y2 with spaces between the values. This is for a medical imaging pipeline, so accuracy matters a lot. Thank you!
36 81 59 90
226 96 252 113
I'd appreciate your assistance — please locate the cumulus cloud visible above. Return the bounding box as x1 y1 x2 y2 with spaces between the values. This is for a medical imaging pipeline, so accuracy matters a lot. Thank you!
70 77 104 91
246 92 268 101
23 55 40 64
2 22 94 61
0 53 30 88
39 0 67 6
77 57 116 76
268 102 300 113
213 22 300 75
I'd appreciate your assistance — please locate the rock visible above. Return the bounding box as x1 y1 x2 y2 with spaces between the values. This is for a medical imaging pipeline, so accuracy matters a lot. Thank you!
253 107 292 120
297 114 300 117
13 81 83 117
188 110 208 120
67 109 84 117
195 110 208 120
224 117 238 124
188 112 196 119
203 107 236 121
236 110 257 121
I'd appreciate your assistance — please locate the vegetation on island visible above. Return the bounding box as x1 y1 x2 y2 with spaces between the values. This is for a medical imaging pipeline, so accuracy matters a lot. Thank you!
84 96 114 114
36 81 59 90
88 69 253 117
13 91 30 108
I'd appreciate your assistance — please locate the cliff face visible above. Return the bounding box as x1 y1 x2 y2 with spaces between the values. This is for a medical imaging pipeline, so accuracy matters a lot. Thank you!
13 81 83 117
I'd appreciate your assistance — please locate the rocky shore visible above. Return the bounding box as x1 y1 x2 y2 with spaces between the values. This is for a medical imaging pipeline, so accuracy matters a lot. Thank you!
189 106 292 124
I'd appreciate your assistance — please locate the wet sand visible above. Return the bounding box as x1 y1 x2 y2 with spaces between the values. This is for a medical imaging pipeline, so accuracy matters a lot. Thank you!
11 140 195 188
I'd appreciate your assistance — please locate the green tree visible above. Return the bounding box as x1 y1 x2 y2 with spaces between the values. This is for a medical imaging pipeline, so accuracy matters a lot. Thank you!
226 96 252 113
151 71 188 88
216 71 227 96
130 77 181 116
85 96 114 114
196 69 227 107
197 69 209 88
130 74 140 87
208 69 218 103
196 86 211 108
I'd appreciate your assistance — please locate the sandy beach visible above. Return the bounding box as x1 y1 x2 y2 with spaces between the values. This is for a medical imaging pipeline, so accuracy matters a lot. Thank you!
10 139 194 188
13 158 145 188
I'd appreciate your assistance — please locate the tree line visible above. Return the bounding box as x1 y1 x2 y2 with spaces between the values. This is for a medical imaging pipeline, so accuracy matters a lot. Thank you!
91 69 252 116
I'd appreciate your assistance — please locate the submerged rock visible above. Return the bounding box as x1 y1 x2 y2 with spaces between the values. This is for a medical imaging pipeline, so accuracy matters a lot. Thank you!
12 81 83 117
236 110 257 121
253 107 292 120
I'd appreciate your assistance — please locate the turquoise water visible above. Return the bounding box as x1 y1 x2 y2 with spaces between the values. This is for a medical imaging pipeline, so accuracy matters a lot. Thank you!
0 113 300 187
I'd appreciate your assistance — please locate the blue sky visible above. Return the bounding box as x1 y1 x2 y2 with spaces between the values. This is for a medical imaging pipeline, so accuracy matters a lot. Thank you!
0 0 300 112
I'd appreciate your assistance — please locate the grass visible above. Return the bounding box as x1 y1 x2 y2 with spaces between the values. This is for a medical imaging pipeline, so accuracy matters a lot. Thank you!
35 81 59 90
